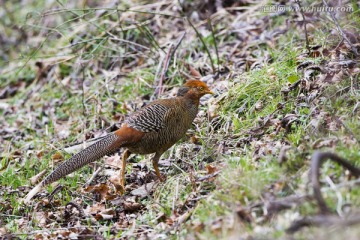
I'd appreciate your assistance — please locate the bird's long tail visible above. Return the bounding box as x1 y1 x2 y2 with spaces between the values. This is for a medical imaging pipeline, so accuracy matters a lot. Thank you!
24 132 124 203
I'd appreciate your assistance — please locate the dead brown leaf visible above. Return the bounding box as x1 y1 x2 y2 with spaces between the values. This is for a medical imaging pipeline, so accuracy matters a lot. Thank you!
0 227 8 236
206 164 218 175
187 64 202 78
84 202 106 215
95 208 116 220
84 183 116 201
104 153 122 169
33 211 48 228
130 182 157 198
236 207 253 223
51 152 64 163
123 201 142 212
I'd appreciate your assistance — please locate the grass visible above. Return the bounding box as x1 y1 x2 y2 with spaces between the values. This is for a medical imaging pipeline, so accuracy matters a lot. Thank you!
180 11 359 239
221 46 302 132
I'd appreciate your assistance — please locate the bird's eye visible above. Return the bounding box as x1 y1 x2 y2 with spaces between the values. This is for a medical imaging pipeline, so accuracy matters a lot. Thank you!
198 87 204 91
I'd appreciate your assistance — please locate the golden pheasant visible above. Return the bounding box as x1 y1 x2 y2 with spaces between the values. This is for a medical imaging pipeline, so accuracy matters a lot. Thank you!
24 80 212 203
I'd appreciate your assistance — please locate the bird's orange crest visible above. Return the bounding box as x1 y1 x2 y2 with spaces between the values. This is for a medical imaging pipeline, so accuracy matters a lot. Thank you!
184 80 210 89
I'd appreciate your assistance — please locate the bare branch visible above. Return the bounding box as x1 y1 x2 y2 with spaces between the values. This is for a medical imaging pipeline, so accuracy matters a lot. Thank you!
310 151 360 214
296 0 310 53
322 0 359 55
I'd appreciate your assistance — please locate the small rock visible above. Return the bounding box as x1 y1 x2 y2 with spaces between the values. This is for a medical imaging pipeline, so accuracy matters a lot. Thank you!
130 182 157 198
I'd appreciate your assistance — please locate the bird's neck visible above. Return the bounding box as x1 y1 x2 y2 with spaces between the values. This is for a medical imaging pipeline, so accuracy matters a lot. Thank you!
183 92 201 106
182 93 200 121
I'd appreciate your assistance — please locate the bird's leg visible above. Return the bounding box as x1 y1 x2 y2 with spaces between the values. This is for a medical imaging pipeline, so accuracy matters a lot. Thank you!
119 149 131 194
152 152 165 182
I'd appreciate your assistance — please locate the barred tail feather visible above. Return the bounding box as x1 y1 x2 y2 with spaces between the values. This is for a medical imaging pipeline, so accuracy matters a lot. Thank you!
24 133 123 203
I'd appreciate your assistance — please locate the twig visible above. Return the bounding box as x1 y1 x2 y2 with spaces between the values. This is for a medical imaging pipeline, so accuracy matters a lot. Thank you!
186 18 216 74
286 213 360 233
324 176 343 216
353 102 360 115
207 17 220 71
170 32 186 62
310 151 360 214
154 33 185 97
107 36 150 51
154 53 165 91
321 177 360 190
84 167 103 187
155 43 173 97
81 67 86 116
296 0 310 53
322 0 359 55
266 195 312 217
163 209 195 234
183 62 202 78
172 178 179 211
196 171 220 182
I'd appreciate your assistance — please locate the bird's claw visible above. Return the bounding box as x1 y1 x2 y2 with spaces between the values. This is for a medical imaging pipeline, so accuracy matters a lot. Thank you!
158 174 166 182
116 178 125 195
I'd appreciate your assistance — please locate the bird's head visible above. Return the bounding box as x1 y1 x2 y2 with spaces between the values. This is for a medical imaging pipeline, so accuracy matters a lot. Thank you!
177 80 213 98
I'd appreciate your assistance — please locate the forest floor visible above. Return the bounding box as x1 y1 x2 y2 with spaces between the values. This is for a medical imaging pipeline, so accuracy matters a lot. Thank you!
1 0 360 239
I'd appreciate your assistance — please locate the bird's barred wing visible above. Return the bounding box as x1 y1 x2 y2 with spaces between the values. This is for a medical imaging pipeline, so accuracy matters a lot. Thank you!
125 103 170 132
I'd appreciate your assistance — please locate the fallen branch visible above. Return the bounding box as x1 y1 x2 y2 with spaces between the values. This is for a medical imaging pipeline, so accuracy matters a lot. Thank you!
154 32 185 97
287 213 360 233
310 151 360 214
207 17 219 71
249 194 312 217
295 0 310 53
196 171 220 182
264 195 311 216
84 167 103 187
187 18 216 74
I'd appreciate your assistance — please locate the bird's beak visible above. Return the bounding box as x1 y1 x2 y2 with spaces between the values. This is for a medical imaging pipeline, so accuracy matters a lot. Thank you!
205 90 214 95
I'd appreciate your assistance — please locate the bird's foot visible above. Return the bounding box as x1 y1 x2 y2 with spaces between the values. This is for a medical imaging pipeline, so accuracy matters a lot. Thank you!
119 185 125 195
157 174 166 182
115 178 125 195
114 182 125 195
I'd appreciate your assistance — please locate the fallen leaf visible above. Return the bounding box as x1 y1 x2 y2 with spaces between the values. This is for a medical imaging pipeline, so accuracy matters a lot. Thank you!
95 208 116 220
33 211 48 228
123 201 142 212
104 153 122 169
51 152 64 163
206 164 218 175
84 203 106 215
0 227 7 236
236 207 253 223
130 182 157 198
84 183 116 201
187 64 202 78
